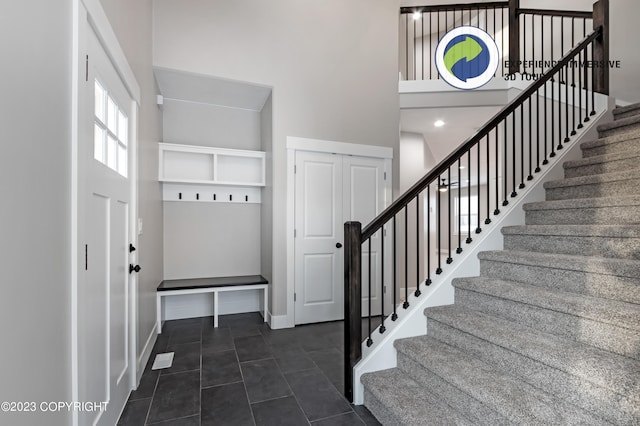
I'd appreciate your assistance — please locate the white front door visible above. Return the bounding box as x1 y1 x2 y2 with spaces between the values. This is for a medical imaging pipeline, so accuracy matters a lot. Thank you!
294 152 387 324
77 26 134 426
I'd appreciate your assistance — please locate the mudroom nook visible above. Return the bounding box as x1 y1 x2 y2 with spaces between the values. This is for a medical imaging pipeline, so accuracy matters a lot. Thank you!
154 67 273 330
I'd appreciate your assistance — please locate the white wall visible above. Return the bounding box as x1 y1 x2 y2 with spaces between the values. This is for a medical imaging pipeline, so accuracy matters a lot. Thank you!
99 0 164 373
0 1 73 424
163 203 261 279
162 100 261 150
153 0 401 321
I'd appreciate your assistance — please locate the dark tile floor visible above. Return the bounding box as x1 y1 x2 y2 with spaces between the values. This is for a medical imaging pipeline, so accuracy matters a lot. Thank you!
118 313 381 426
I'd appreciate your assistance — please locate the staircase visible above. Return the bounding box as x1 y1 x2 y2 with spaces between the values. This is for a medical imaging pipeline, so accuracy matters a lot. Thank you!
361 103 640 425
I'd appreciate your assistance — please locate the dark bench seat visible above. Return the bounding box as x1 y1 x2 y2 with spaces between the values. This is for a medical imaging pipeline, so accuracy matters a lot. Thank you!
156 275 269 332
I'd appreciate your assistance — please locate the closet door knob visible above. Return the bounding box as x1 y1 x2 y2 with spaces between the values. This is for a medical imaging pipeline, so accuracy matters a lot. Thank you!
336 242 343 248
129 264 141 274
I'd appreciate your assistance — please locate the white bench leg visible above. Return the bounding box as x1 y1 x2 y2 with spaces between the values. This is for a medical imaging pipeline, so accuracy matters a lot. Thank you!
156 295 162 334
213 291 219 328
263 287 268 323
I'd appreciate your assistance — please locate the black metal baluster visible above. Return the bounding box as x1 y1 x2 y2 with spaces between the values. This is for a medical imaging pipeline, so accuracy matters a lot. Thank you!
437 11 441 79
578 48 583 128
531 14 535 75
421 12 424 80
511 112 517 198
456 158 462 254
502 118 509 207
501 8 505 76
590 41 596 116
380 226 385 334
426 185 432 286
415 195 421 297
493 7 497 76
527 97 533 181
405 13 409 80
571 18 576 136
535 87 541 173
391 216 397 321
485 132 492 225
366 238 372 346
584 42 590 122
494 127 500 215
447 166 453 265
523 14 527 74
541 15 545 71
429 12 433 79
563 64 569 145
519 105 525 189
550 71 556 159
403 206 409 309
467 149 473 241
543 80 549 164
411 19 424 80
436 179 442 274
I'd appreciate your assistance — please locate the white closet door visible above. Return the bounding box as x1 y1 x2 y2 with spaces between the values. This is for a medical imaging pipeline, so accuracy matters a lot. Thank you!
294 151 344 324
294 151 388 324
342 156 387 317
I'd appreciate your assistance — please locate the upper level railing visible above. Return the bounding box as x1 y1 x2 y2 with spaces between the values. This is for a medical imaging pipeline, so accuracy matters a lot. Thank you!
400 0 595 81
346 0 609 403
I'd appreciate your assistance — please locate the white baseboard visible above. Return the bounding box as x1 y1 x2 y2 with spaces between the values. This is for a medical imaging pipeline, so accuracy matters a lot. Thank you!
136 323 157 384
269 313 292 329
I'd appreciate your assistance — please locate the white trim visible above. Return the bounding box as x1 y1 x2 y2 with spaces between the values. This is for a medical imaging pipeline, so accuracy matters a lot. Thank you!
285 138 394 329
81 0 141 104
287 137 393 159
136 323 157 383
269 313 291 330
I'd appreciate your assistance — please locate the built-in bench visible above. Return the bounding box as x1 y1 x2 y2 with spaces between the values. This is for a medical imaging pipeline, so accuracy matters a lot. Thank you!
156 275 269 333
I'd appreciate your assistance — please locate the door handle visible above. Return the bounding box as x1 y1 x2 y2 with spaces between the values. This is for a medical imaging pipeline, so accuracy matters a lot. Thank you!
336 242 343 248
129 264 141 274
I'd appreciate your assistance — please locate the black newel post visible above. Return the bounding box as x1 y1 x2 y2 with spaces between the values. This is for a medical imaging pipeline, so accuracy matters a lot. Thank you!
344 221 362 403
593 0 609 95
508 0 520 75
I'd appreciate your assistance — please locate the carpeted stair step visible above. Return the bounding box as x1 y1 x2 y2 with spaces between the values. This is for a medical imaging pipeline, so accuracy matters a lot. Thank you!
395 336 606 426
543 168 640 200
563 149 640 178
613 103 640 121
597 114 640 138
580 133 640 158
425 306 640 425
478 250 640 304
523 195 640 225
452 277 640 359
502 224 640 260
361 368 473 426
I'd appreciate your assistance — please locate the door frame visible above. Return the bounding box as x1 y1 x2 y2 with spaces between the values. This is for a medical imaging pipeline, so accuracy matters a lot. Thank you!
285 137 393 329
71 1 140 425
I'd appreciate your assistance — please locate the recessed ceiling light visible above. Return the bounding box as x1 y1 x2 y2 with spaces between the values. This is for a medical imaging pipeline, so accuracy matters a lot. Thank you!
459 165 466 169
434 120 445 127
413 11 421 20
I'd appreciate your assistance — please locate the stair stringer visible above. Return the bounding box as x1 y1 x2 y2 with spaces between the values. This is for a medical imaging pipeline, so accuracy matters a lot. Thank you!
352 93 614 405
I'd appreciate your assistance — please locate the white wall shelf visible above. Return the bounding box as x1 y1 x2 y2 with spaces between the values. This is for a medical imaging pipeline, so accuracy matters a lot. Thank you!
159 143 265 203
159 142 266 186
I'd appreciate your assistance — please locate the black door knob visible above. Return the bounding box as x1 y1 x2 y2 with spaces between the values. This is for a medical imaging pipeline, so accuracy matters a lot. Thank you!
129 264 141 274
129 244 136 253
336 242 343 248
